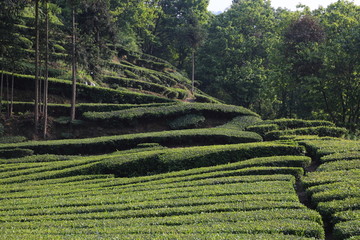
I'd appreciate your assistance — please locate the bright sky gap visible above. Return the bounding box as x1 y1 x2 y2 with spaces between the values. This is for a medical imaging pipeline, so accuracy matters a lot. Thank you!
208 0 360 13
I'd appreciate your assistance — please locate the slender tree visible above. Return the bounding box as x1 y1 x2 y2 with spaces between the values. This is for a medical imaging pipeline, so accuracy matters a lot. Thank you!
43 0 49 138
34 0 40 132
0 72 3 115
70 0 77 121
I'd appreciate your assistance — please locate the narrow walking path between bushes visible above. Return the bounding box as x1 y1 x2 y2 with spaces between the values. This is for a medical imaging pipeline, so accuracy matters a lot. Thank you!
296 153 334 240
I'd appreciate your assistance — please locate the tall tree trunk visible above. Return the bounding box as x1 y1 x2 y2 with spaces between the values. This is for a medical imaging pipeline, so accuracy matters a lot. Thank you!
191 50 195 94
0 71 3 115
43 0 49 139
10 73 14 117
34 0 40 132
70 5 77 121
6 74 9 118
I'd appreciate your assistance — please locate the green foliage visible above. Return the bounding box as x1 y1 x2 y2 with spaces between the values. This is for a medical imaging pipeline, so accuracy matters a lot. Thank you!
168 114 205 130
104 75 189 100
0 136 27 144
218 116 263 131
265 126 348 140
0 148 33 159
321 152 360 163
83 103 259 123
334 220 360 240
300 139 360 158
317 160 360 172
0 123 4 136
5 72 173 104
259 118 335 130
94 143 304 177
0 128 263 155
246 124 279 137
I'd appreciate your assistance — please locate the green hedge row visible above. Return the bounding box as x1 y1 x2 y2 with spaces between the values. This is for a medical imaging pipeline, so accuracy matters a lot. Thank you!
334 210 360 223
334 220 360 240
246 124 279 137
0 128 263 155
321 152 360 163
0 148 34 159
194 93 221 103
217 116 263 131
265 126 348 140
168 114 205 129
300 139 360 159
0 233 317 240
309 181 360 204
91 143 304 177
317 160 360 172
104 76 189 100
259 118 335 130
0 155 72 164
1 143 303 180
7 101 177 117
303 169 360 188
109 61 184 87
300 137 360 240
0 136 27 144
4 72 173 104
83 103 259 123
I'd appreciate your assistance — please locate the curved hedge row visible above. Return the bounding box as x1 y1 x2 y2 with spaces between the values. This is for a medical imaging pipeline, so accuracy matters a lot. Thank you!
300 138 360 240
265 126 348 140
217 116 263 131
83 103 259 123
5 72 173 104
104 76 189 100
90 142 304 177
258 118 335 130
0 128 263 155
7 101 177 117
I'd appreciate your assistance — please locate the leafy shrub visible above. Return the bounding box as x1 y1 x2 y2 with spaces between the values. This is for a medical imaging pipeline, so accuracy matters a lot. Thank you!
0 148 34 159
265 126 348 140
259 118 335 130
321 152 360 163
317 160 360 172
0 128 263 155
0 123 4 136
83 103 259 124
246 124 279 137
194 93 221 103
168 114 205 129
94 142 304 177
300 139 360 159
0 136 27 144
136 143 162 148
333 220 360 240
218 116 263 131
6 72 173 104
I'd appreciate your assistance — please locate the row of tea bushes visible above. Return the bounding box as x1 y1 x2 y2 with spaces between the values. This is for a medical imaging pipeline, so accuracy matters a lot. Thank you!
0 128 263 155
5 72 173 104
300 139 360 240
264 126 348 140
104 76 189 100
6 101 178 117
0 143 304 184
0 148 324 239
258 119 335 130
300 139 360 160
83 103 259 123
217 116 263 131
244 118 342 140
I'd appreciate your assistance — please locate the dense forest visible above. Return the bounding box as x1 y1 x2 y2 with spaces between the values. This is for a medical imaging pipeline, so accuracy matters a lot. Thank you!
0 0 360 133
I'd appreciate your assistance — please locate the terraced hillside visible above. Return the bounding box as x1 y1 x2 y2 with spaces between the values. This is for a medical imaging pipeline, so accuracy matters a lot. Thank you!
1 103 359 239
0 21 359 239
